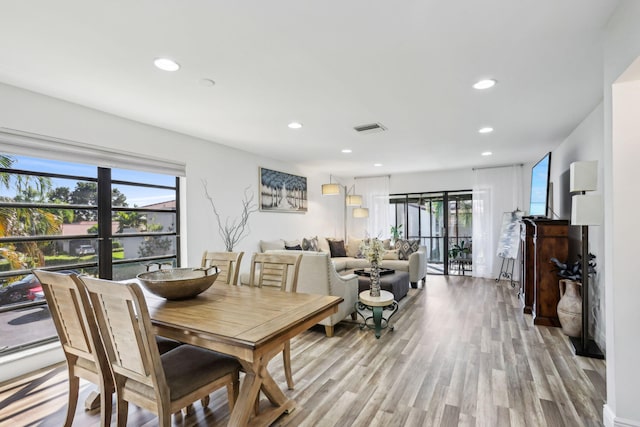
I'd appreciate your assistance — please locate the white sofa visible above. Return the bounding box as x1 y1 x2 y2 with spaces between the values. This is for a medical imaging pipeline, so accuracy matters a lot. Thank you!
270 236 428 287
241 250 358 337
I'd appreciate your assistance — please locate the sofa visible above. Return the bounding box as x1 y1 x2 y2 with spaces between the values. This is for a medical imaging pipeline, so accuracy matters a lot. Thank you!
259 236 428 287
240 250 359 337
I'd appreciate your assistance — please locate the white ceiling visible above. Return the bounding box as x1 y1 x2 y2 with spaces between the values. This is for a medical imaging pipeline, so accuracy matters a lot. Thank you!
0 1 619 177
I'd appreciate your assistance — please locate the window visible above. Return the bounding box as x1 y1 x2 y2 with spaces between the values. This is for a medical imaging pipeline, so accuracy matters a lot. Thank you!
0 154 180 354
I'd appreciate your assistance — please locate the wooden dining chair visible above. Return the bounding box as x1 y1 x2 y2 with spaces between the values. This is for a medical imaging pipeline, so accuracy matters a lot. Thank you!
32 270 114 427
249 252 302 390
201 251 244 285
78 276 241 427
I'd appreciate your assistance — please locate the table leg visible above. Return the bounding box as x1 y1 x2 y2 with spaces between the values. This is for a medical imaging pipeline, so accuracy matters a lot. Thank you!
230 354 296 426
372 306 383 338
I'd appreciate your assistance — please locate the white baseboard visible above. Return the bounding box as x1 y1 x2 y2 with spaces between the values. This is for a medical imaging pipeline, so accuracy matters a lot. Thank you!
0 342 64 384
604 404 640 427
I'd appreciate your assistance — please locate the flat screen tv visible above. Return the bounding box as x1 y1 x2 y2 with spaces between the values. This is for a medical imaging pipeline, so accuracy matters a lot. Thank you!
529 152 551 217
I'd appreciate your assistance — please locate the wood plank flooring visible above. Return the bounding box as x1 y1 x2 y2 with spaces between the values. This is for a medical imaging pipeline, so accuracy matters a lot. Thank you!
0 275 606 426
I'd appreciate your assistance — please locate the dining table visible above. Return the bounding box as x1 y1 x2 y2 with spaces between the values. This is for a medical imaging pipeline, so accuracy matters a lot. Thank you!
140 281 343 427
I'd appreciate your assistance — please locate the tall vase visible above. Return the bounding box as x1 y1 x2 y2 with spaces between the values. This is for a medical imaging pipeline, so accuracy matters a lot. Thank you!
370 262 381 297
557 279 582 337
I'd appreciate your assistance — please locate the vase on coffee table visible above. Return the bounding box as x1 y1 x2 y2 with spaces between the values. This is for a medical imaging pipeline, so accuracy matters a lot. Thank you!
370 262 381 297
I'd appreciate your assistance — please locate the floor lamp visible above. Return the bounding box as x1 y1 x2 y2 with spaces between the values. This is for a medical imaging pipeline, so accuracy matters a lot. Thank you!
322 176 368 240
569 161 604 359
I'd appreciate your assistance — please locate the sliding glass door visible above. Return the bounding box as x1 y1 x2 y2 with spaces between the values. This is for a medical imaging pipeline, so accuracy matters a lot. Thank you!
390 190 472 275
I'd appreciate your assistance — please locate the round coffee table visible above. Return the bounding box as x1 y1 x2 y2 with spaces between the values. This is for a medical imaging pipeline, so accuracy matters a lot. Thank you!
355 290 399 338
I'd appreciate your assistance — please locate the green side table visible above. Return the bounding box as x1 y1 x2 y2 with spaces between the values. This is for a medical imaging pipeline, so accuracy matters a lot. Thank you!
355 290 399 339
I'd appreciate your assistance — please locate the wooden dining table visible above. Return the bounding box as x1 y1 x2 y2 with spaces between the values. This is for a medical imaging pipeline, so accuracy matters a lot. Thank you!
141 281 343 427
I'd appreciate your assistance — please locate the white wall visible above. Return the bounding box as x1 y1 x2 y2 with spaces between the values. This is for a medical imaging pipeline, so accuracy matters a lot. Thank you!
607 58 640 427
602 1 640 425
547 103 605 351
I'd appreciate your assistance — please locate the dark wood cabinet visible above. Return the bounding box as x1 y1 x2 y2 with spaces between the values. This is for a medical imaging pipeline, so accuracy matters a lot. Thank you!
520 218 568 327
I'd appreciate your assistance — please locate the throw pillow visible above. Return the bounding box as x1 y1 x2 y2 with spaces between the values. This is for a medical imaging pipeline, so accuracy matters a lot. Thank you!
285 244 303 250
346 237 363 258
260 239 284 252
395 239 420 260
383 249 399 260
382 239 392 250
285 239 301 248
327 238 347 258
301 236 319 251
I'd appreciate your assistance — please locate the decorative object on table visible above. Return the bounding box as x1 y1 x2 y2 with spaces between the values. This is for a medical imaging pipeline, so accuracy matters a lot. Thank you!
390 224 403 245
550 254 596 337
568 160 604 359
260 167 307 213
203 180 258 251
137 266 219 300
360 237 385 297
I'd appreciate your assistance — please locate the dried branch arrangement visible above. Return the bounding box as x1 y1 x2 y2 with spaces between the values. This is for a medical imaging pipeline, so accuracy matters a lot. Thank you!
203 180 258 251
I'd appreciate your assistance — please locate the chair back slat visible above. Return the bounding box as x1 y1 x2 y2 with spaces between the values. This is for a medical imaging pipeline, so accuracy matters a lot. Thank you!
249 253 302 292
33 270 102 366
201 251 244 285
81 276 166 390
32 270 114 426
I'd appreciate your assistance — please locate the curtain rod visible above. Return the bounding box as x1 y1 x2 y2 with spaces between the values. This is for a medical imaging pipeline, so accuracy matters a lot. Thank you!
472 163 523 171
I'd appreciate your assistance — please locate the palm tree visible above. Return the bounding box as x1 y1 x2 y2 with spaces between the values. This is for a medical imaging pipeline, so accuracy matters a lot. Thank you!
0 155 61 269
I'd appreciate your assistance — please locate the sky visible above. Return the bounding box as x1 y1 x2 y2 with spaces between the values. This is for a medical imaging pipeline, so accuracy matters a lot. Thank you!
1 154 176 207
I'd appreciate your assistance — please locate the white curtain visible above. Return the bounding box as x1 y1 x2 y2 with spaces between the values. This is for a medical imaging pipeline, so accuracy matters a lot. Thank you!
472 165 523 279
355 176 390 239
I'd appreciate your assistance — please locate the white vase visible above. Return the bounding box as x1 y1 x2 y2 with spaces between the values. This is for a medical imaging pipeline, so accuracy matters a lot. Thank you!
557 279 582 337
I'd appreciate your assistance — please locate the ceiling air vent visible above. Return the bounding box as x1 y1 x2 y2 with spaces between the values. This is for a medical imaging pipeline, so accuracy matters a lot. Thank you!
354 122 387 134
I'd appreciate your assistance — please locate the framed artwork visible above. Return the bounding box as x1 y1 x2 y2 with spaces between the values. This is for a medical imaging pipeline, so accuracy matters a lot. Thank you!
259 167 307 213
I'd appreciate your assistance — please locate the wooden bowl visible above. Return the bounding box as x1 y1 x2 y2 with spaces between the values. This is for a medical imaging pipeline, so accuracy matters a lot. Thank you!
137 267 219 300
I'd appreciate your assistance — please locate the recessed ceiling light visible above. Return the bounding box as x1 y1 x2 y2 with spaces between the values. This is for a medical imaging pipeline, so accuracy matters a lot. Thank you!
154 57 180 72
481 151 493 156
473 79 496 90
374 163 383 167
288 122 303 129
199 78 216 87
478 127 494 134
341 149 352 153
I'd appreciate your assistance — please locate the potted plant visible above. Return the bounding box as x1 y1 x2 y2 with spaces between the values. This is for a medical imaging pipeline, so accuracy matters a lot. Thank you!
550 253 596 337
390 224 403 245
449 240 471 260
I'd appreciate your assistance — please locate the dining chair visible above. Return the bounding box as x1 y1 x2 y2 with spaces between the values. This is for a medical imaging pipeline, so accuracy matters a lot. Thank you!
32 270 114 427
201 251 244 285
78 275 241 427
249 252 302 390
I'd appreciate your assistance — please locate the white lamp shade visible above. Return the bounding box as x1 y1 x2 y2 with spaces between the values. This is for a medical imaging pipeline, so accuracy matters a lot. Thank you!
321 183 340 195
570 161 598 192
353 207 369 218
346 194 363 206
571 194 602 225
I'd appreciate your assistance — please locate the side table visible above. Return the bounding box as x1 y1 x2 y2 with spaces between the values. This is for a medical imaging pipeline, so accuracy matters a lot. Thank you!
355 290 399 339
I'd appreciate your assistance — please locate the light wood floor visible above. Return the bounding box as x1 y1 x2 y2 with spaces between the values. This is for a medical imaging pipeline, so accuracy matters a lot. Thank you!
0 275 606 426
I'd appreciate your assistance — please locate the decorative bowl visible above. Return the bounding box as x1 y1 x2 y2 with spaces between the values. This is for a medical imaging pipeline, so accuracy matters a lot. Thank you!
137 267 219 300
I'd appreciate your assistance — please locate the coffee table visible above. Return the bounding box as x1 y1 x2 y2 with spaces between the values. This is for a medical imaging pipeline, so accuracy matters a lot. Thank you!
355 290 398 338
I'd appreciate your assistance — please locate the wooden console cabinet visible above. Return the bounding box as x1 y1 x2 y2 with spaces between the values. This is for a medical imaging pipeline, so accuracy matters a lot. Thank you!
520 218 568 327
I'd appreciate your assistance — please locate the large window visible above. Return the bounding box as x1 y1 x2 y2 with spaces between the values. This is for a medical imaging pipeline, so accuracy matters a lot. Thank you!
0 154 180 354
390 191 472 275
